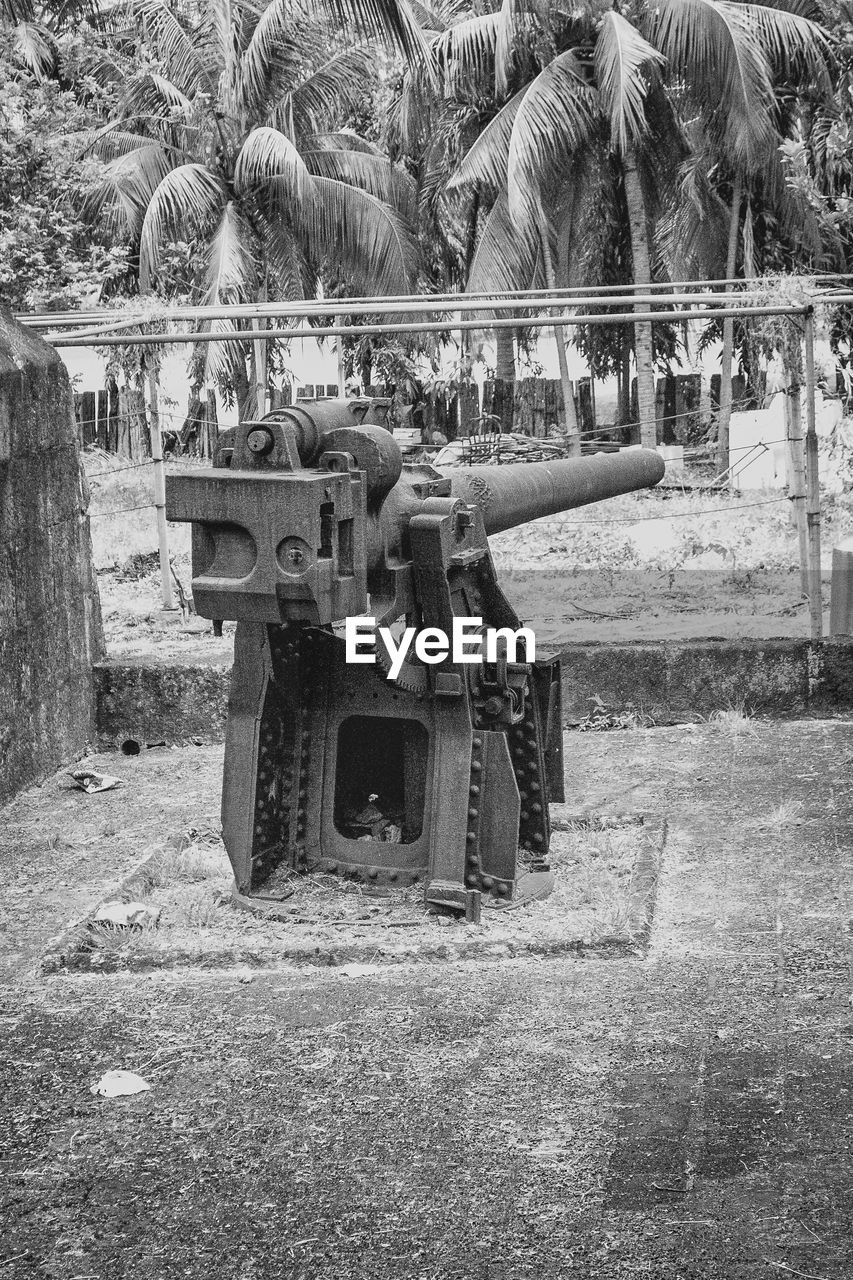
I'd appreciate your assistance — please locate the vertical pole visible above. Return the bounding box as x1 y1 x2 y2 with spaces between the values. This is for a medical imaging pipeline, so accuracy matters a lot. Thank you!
785 378 808 590
336 330 345 398
254 278 268 416
146 371 175 610
804 309 823 641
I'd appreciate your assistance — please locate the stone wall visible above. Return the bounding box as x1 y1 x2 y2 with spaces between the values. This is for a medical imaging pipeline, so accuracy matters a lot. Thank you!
0 307 104 803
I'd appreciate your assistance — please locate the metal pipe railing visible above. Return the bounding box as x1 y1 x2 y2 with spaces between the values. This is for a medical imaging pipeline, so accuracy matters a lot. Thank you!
47 303 810 347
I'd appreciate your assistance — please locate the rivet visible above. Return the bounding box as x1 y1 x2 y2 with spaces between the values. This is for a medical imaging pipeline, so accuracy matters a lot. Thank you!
520 809 529 821
466 832 476 842
522 840 532 850
530 782 541 793
524 720 534 731
472 737 482 749
471 761 482 772
533 833 544 844
469 785 480 796
389 871 398 882
468 807 479 819
482 876 494 889
368 868 378 880
531 802 542 814
519 790 528 801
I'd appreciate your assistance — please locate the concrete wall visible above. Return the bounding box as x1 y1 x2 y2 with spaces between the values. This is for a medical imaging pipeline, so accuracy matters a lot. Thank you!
93 638 853 747
0 307 104 802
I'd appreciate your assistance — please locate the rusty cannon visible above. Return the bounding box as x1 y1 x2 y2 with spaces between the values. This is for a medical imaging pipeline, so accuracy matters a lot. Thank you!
166 401 664 917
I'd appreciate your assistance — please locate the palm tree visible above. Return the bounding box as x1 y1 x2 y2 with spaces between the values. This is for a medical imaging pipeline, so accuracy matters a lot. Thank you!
426 0 828 451
83 0 427 414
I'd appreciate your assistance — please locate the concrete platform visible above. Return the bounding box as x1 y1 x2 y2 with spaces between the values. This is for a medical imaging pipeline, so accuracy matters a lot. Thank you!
1 720 852 1277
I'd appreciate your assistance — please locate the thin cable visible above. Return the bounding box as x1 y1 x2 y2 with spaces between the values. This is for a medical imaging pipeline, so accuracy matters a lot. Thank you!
90 502 156 518
537 497 789 525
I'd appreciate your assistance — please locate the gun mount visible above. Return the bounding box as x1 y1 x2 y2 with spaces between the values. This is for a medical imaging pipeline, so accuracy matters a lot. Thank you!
166 401 664 916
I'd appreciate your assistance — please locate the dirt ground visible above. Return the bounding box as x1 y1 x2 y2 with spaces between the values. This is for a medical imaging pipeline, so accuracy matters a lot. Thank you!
86 451 853 660
2 719 852 1278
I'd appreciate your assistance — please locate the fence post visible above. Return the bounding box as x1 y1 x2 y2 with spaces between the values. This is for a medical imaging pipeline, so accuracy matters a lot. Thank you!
785 379 808 590
803 308 823 641
146 372 175 610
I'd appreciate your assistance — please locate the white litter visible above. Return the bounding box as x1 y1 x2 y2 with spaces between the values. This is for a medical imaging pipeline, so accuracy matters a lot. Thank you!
70 770 122 794
337 963 380 978
93 902 161 929
90 1070 151 1098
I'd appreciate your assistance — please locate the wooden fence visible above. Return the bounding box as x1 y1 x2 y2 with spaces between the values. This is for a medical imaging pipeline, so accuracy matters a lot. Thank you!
75 371 749 457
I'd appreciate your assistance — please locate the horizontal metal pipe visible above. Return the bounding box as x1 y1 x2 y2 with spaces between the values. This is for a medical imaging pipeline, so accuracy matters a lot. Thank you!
444 448 666 535
51 291 780 343
19 273 846 330
46 303 811 348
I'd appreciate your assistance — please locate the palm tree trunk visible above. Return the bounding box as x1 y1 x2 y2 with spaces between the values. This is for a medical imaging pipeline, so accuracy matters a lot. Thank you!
717 174 743 473
623 148 656 450
495 328 515 381
539 213 580 454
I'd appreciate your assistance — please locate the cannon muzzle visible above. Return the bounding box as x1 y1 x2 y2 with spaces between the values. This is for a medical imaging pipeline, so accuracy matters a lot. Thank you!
443 448 665 535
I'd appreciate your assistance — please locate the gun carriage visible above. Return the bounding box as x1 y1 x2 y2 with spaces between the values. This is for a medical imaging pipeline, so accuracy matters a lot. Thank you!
166 401 664 917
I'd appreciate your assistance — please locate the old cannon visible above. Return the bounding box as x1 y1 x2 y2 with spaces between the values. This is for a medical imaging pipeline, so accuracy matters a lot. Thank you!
166 401 664 916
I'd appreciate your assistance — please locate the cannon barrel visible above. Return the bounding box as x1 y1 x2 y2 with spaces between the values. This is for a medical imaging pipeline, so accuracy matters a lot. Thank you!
442 448 665 536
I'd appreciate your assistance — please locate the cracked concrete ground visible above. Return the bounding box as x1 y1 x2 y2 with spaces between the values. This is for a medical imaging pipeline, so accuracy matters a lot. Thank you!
1 720 852 1278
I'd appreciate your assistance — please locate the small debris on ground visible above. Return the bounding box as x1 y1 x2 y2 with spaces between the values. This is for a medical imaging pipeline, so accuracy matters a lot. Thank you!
337 963 381 977
93 901 161 929
69 770 123 794
90 1069 151 1098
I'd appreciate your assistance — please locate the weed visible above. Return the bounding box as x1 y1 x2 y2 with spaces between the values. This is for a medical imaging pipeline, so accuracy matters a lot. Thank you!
577 695 653 732
708 701 759 737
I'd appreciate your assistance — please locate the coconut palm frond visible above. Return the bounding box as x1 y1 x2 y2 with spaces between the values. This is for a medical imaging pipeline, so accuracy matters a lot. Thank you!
309 130 385 156
239 0 302 114
129 0 209 95
120 71 194 120
1 0 35 21
10 21 55 78
320 0 433 69
291 47 379 133
467 190 538 295
205 200 257 303
293 174 417 295
507 50 597 241
81 126 176 160
256 210 307 301
495 0 546 99
83 143 174 239
447 88 526 195
386 65 433 157
301 148 418 222
656 153 729 279
646 0 775 167
233 127 315 206
139 163 225 288
198 316 249 402
742 4 831 88
594 11 665 156
433 12 499 89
